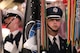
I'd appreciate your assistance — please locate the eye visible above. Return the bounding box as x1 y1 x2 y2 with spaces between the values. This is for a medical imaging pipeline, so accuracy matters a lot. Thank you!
4 22 8 24
49 19 54 21
55 19 60 21
46 2 51 5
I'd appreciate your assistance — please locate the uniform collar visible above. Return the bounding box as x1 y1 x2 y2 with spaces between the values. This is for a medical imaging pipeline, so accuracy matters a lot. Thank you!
48 34 60 50
11 30 19 38
48 34 59 43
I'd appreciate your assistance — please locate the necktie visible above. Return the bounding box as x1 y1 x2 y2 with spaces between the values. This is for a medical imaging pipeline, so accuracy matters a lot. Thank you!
9 33 13 44
53 37 59 53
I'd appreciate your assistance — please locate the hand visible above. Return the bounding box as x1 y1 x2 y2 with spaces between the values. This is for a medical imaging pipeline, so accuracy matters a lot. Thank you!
4 42 14 52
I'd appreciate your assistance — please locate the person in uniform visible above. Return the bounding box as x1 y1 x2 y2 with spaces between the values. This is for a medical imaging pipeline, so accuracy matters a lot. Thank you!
3 9 23 53
46 6 77 53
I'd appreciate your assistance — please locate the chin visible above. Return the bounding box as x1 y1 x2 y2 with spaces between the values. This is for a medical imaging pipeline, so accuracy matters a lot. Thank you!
52 29 58 32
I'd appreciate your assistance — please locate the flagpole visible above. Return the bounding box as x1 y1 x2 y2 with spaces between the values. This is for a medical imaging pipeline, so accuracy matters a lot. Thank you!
67 0 71 46
41 0 45 49
0 9 3 53
40 0 48 52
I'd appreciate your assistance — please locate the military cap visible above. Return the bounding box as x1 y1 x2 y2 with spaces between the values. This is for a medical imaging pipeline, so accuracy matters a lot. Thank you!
46 6 63 19
3 9 23 21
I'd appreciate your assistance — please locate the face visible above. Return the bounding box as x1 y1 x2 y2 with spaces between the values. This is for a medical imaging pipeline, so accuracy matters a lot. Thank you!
47 18 61 32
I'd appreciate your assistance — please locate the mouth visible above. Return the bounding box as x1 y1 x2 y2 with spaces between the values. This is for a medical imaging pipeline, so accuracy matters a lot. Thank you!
53 26 58 29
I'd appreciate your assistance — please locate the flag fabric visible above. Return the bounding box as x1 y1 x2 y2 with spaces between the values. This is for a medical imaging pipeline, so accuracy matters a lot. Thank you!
71 0 76 46
63 0 67 6
66 0 74 53
65 0 72 53
75 0 80 48
75 0 79 48
70 0 76 53
23 0 41 53
66 0 77 53
67 0 76 46
24 20 40 51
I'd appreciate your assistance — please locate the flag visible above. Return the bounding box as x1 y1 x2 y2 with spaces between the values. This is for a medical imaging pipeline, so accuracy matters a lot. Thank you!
70 0 76 52
23 0 41 53
71 0 76 46
63 0 67 6
65 0 71 53
24 20 40 51
75 0 80 48
66 0 77 53
75 0 79 48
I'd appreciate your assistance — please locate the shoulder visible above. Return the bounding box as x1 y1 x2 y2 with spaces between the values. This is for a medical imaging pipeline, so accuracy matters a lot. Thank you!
59 36 67 41
59 36 67 44
4 35 9 41
3 35 9 44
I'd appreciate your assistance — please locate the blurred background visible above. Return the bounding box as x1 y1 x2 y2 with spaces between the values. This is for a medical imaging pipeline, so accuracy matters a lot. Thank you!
1 0 80 53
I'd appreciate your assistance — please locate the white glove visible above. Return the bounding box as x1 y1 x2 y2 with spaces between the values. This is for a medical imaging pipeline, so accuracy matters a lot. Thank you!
4 42 14 52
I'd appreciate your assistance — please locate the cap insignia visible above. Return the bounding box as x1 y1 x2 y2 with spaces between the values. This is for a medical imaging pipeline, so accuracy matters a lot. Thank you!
53 7 58 13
